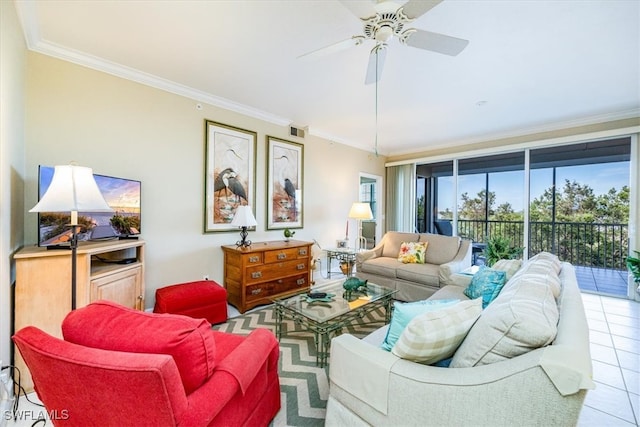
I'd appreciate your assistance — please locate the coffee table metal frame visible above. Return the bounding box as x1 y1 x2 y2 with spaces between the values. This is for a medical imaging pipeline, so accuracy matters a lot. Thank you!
273 280 396 367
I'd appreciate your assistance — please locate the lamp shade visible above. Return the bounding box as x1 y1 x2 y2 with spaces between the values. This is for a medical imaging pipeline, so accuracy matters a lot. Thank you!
30 165 113 214
230 205 257 227
348 202 373 220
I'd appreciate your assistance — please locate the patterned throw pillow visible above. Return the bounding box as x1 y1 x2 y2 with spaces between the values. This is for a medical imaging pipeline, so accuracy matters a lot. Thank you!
391 298 482 364
381 299 459 351
397 242 428 264
463 266 507 308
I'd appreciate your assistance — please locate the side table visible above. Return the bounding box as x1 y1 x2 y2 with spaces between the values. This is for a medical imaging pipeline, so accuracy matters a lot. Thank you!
325 248 357 278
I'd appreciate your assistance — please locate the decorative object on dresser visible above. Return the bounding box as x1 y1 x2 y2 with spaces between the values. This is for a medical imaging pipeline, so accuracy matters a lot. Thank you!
30 164 114 309
222 240 312 313
230 205 257 247
13 239 145 392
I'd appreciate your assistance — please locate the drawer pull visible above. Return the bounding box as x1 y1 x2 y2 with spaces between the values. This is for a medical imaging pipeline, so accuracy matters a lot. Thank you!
297 278 306 285
277 253 287 260
277 279 283 284
299 249 307 255
251 288 262 295
297 263 305 270
251 271 263 279
249 256 260 263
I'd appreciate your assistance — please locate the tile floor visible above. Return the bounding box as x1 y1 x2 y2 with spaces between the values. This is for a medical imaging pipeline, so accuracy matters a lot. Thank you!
6 288 639 426
578 292 639 426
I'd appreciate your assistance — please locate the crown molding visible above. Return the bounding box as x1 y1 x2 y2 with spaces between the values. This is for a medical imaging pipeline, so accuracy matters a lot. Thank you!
15 1 291 127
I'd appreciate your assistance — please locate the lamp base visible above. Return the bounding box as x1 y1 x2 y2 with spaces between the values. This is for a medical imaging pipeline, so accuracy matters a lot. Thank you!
236 227 252 248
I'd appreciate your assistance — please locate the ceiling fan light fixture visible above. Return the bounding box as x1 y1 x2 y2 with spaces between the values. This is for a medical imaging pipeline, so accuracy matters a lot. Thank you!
375 25 394 42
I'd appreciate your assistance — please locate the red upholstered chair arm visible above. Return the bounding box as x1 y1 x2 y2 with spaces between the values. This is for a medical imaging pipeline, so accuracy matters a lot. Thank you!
214 328 279 394
13 326 189 426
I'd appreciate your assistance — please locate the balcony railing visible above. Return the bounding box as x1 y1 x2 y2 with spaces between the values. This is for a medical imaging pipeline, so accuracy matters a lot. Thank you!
452 219 629 270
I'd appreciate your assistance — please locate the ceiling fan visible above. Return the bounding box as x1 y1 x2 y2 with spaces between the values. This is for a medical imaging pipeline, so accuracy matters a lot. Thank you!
299 0 469 84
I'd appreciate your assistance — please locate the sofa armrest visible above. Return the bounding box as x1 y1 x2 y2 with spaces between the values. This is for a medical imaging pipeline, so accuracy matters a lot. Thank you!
329 334 398 415
438 239 472 286
215 328 278 394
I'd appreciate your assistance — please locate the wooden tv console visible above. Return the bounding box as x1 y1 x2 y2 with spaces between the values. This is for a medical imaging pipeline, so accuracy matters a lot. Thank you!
13 239 145 392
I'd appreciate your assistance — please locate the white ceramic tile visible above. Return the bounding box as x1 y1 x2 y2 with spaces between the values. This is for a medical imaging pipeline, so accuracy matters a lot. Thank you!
617 349 640 373
577 405 636 426
592 360 627 390
607 313 640 328
584 381 637 423
613 335 640 354
588 318 610 333
621 368 640 395
590 330 615 347
629 392 639 426
585 308 607 322
609 323 640 340
590 343 619 366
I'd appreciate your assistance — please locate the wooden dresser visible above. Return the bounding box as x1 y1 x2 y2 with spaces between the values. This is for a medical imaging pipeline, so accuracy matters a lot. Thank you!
222 240 312 313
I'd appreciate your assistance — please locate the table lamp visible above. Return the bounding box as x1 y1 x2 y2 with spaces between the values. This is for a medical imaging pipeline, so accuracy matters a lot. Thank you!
30 164 113 309
349 202 373 251
231 205 257 248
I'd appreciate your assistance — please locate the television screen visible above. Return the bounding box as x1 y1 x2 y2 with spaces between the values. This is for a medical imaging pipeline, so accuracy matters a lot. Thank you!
37 166 141 247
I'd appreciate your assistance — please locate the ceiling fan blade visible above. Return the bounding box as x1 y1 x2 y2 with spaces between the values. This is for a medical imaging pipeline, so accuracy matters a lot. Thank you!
339 0 377 19
400 0 443 20
297 36 364 61
404 29 469 56
365 44 387 85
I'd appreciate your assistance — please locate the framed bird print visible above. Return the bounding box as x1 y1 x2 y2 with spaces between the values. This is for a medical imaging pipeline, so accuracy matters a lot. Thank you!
266 136 303 230
204 120 257 233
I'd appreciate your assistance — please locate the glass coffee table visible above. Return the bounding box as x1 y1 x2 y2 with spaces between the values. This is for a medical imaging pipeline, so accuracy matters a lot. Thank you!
273 279 396 367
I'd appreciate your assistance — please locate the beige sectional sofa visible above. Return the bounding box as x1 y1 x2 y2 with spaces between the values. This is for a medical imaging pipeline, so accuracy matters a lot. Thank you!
326 254 595 426
355 231 472 301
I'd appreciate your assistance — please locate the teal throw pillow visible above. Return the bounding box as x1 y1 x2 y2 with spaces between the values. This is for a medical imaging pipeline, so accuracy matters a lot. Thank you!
463 266 507 308
381 299 459 351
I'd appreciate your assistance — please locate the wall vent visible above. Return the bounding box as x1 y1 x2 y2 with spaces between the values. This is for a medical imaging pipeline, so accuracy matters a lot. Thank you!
289 125 306 138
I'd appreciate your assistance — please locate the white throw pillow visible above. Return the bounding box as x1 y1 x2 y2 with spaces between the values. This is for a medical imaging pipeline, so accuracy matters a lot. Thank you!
391 298 482 364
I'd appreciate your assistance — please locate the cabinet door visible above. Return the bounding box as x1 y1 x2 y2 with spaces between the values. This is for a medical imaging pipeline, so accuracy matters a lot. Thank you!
90 266 143 309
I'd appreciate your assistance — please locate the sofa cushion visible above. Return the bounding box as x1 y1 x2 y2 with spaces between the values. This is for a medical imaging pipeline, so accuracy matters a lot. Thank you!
382 232 420 258
360 256 401 277
491 259 522 281
398 241 428 264
419 233 461 265
450 267 560 368
463 266 507 308
392 298 482 364
62 300 216 395
529 251 562 273
381 299 459 351
396 262 440 286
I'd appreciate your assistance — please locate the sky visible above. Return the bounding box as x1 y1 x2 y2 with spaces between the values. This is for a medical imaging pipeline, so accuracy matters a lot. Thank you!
438 161 630 213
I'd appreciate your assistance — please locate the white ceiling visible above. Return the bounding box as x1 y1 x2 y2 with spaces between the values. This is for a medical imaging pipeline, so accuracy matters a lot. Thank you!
15 0 640 156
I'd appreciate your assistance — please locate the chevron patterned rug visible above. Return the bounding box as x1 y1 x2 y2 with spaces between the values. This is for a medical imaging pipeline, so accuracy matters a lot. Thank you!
212 304 386 426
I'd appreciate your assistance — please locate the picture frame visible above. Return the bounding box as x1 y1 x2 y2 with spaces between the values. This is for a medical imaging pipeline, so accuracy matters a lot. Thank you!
266 136 303 230
204 120 257 233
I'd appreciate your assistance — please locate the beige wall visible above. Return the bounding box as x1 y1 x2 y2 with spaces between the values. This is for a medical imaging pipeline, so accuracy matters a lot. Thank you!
1 0 27 366
24 52 387 308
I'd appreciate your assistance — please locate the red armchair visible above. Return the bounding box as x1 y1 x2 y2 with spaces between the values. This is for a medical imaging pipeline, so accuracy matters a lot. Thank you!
12 301 280 426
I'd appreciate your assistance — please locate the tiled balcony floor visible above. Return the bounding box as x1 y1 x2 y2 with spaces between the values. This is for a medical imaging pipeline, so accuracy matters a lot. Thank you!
575 265 631 298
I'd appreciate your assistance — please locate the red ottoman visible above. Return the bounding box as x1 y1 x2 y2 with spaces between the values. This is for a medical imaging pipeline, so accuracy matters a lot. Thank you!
154 280 228 324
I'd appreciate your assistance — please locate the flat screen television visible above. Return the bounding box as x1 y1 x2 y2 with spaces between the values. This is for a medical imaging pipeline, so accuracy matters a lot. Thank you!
37 165 141 247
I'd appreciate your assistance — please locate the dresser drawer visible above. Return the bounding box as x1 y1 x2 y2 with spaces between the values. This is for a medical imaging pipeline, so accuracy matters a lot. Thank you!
246 259 308 284
243 252 263 266
264 246 309 263
245 274 309 302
